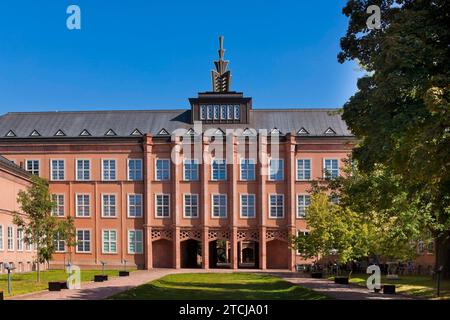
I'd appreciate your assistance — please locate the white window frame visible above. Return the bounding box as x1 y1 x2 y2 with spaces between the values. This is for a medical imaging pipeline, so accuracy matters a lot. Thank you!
234 105 240 120
75 159 91 181
269 194 285 219
51 194 65 217
17 228 23 252
76 229 91 253
7 225 14 251
268 158 284 181
128 229 143 254
50 159 65 181
240 194 256 218
200 105 207 120
155 193 170 218
296 194 311 219
213 105 220 120
183 194 199 218
211 159 227 181
323 158 339 179
227 105 233 119
296 159 312 181
102 159 117 181
239 158 256 181
155 158 170 181
220 105 227 119
183 159 199 181
207 105 213 120
75 193 91 217
54 232 66 253
296 230 309 255
127 158 143 181
25 159 40 176
102 193 117 218
127 194 143 218
0 225 3 251
102 229 117 254
211 194 227 218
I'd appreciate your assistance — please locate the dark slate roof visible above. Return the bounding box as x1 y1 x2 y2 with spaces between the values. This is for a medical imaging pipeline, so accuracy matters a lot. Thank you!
0 109 352 138
0 155 30 178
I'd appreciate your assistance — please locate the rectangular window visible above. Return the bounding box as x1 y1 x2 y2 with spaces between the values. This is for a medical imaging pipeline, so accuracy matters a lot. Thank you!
227 105 233 120
17 228 23 251
102 159 117 181
211 159 226 181
54 232 65 252
207 105 213 120
155 159 170 181
324 159 339 179
240 159 255 181
128 230 143 254
269 159 284 181
183 159 199 181
0 225 3 251
76 159 90 181
212 194 227 218
297 194 311 218
102 194 117 217
51 194 65 217
26 160 39 176
51 160 65 181
155 194 170 218
76 230 91 253
213 105 220 120
269 195 284 218
183 194 199 218
296 231 309 255
128 159 143 181
200 105 207 120
102 230 117 254
7 226 13 251
128 194 143 218
220 105 227 119
240 194 255 218
234 105 240 120
297 159 311 181
76 194 90 217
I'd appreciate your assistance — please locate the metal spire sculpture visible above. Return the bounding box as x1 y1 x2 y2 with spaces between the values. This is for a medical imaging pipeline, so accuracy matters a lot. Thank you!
211 36 232 92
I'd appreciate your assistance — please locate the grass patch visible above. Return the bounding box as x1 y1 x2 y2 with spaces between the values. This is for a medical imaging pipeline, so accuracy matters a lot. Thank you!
0 269 132 298
330 274 450 300
110 272 329 300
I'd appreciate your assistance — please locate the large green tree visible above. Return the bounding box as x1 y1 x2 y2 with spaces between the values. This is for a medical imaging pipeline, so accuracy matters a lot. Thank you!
14 176 75 282
339 0 450 276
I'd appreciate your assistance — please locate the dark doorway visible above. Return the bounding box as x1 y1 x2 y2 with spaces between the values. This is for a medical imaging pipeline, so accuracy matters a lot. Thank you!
238 241 259 269
181 239 202 268
209 240 231 268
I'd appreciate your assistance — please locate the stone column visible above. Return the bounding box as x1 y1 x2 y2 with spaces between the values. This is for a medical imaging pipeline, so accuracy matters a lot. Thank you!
201 137 210 268
173 226 181 269
202 227 209 269
229 136 239 270
143 135 154 270
231 226 238 269
258 135 268 270
171 137 182 270
286 134 297 271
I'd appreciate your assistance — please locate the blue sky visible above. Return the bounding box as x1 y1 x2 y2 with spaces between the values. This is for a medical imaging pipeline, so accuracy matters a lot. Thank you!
0 0 361 113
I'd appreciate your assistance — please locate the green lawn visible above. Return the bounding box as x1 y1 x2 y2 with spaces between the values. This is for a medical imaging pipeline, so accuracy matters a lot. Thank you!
0 269 130 298
110 272 329 300
334 274 450 300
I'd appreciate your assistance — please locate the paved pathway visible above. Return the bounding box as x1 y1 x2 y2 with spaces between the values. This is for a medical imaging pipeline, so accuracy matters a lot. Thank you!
268 272 418 300
8 269 418 300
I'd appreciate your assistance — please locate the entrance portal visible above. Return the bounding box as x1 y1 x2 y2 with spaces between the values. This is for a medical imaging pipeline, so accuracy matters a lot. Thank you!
266 239 289 269
181 239 202 268
152 239 173 268
209 240 231 268
238 241 259 268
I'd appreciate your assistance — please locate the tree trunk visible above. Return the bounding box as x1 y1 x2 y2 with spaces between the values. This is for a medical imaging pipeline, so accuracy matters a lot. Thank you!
36 243 41 282
435 232 450 279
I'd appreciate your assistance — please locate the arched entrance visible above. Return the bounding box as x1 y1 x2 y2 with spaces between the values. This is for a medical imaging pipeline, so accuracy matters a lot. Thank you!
266 239 289 269
181 239 202 268
238 241 259 269
209 240 231 268
152 239 173 268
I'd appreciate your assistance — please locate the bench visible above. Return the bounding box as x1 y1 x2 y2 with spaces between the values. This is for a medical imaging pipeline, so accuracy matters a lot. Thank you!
119 271 130 277
48 282 62 291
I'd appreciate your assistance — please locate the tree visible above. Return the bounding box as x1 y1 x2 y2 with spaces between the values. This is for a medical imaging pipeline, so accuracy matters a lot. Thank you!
339 0 450 276
14 175 75 282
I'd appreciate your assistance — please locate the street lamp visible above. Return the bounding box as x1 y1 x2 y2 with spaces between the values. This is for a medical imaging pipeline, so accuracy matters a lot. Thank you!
4 263 16 295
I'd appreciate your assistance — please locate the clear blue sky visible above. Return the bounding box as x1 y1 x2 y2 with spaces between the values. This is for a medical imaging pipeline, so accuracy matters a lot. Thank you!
0 0 361 113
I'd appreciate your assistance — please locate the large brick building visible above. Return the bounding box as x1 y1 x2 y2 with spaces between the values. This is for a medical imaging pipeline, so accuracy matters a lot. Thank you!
0 38 355 271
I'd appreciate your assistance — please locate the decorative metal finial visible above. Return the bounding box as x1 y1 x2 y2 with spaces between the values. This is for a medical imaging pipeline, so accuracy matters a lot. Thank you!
212 35 232 92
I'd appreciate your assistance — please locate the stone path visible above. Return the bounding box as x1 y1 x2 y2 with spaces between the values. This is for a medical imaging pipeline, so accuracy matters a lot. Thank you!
268 272 418 300
8 269 418 300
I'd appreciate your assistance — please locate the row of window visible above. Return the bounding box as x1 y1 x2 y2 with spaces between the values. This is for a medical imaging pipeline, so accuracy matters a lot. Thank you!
54 229 144 254
200 104 241 121
0 225 34 252
49 193 330 219
26 158 339 181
